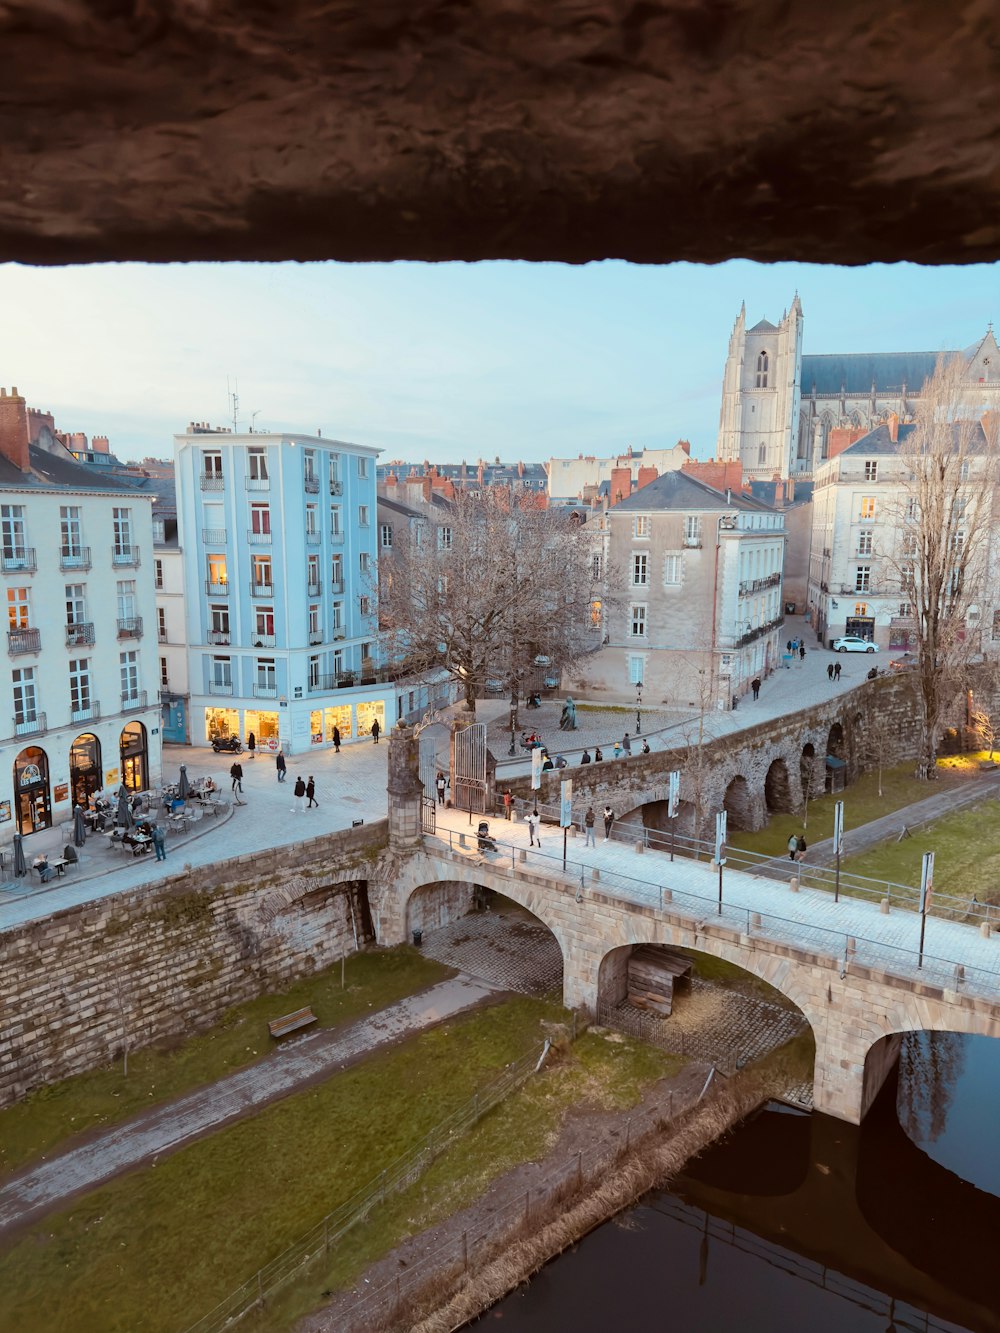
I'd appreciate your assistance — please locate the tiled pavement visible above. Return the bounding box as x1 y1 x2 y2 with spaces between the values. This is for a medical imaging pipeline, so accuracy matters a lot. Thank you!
419 907 564 997
430 803 1000 999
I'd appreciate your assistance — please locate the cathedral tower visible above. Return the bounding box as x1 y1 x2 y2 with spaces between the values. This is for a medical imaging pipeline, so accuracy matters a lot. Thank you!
717 295 803 482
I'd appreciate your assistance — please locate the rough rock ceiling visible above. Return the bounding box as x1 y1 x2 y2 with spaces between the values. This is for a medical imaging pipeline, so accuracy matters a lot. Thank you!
2 1 998 266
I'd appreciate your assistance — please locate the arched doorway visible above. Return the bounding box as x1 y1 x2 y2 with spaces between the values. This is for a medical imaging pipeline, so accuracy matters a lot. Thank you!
69 732 102 808
723 774 754 830
119 721 148 792
800 743 817 804
764 757 794 814
826 722 846 792
13 746 51 835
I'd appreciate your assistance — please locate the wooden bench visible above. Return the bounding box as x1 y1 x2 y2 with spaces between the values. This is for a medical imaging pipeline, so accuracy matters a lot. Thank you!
268 1007 318 1040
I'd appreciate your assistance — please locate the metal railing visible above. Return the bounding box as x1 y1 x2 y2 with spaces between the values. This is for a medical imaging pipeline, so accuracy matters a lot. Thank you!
13 712 46 737
250 633 276 647
7 627 40 655
305 530 321 545
430 821 1000 1000
117 616 143 639
329 530 345 545
2 547 36 572
205 580 229 596
65 622 95 648
121 690 148 712
182 1046 546 1333
304 475 320 493
249 580 274 597
245 477 270 491
207 630 231 645
252 684 278 698
208 680 234 695
59 546 91 571
70 702 101 724
330 579 344 594
307 579 322 596
111 545 140 567
247 528 272 544
201 528 228 544
199 474 225 490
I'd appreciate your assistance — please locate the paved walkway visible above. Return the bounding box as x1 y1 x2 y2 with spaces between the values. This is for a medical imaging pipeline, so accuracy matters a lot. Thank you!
432 802 1000 997
0 976 496 1238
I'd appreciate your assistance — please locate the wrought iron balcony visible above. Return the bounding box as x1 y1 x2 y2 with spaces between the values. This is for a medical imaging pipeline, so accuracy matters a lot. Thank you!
247 528 272 544
250 633 276 647
733 615 786 649
205 579 229 596
13 712 46 737
250 580 274 597
304 475 320 494
2 547 36 573
7 627 40 655
207 631 231 646
738 572 782 598
208 680 233 695
252 684 278 698
308 631 324 645
330 579 345 595
121 690 148 712
70 702 101 724
59 546 91 572
307 579 322 596
330 480 343 496
329 530 345 545
683 536 703 549
200 474 225 490
202 528 228 545
305 531 321 545
245 476 270 491
65 622 96 648
117 617 143 639
111 545 140 567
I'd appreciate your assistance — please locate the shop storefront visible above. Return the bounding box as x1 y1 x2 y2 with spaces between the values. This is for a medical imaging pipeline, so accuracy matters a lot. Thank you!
119 721 148 792
205 706 239 743
325 704 352 743
69 732 102 808
244 709 279 751
356 699 386 741
14 746 51 835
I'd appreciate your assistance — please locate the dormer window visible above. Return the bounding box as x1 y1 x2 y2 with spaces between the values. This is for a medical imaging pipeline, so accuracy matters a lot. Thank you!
755 351 769 389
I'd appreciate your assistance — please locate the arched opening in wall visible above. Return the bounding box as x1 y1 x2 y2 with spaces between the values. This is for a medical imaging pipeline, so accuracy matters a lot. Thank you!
120 721 148 792
800 743 818 805
69 732 102 808
267 879 375 967
13 745 51 835
597 941 811 1078
406 883 562 997
826 722 846 792
764 758 795 814
723 774 753 830
632 797 701 846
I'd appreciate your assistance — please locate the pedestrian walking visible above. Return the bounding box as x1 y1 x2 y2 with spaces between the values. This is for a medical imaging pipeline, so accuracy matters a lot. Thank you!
230 761 245 804
827 663 834 681
594 747 604 762
502 788 513 820
787 833 799 861
527 808 541 847
151 822 166 862
799 643 806 661
276 749 287 782
247 731 256 760
584 806 597 847
834 661 842 681
333 726 341 753
641 739 650 754
795 834 808 862
580 749 592 764
306 776 318 808
751 676 761 700
371 719 380 744
292 775 306 813
436 771 446 806
603 805 615 842
613 741 622 759
622 732 632 755
786 639 792 654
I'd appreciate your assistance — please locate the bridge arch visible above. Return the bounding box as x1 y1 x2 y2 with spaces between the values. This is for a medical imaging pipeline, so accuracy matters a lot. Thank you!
764 757 795 814
722 774 755 830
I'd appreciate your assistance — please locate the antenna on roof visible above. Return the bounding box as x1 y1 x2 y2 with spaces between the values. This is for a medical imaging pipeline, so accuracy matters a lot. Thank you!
227 376 239 433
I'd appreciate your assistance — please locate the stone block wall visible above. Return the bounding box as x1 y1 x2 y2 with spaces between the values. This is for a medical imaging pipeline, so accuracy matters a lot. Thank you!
0 821 388 1108
405 880 475 935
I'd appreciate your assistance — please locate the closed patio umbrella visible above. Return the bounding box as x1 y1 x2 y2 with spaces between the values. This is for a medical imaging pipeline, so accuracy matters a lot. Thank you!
73 805 87 847
178 765 190 800
116 785 134 830
13 833 26 878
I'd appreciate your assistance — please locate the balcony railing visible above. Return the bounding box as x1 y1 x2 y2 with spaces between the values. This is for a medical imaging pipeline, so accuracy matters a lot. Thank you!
71 702 101 724
329 530 344 545
247 528 272 544
307 580 321 596
205 579 229 596
59 546 91 572
8 627 40 655
200 474 225 490
733 615 785 649
208 680 233 695
121 690 148 712
250 633 276 647
330 480 343 496
683 536 703 549
304 475 320 494
202 528 228 545
250 580 274 597
330 579 345 595
13 712 46 737
2 547 36 572
245 476 270 491
66 622 96 648
305 530 321 545
253 684 278 698
308 665 391 692
208 630 232 645
308 631 324 645
738 572 782 597
117 617 143 639
111 545 140 567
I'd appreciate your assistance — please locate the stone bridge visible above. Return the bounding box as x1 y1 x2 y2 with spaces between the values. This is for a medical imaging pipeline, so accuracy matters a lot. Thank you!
504 677 916 837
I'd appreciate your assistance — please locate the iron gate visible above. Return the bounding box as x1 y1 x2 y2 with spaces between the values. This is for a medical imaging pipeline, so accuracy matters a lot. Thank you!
421 796 436 835
453 721 488 815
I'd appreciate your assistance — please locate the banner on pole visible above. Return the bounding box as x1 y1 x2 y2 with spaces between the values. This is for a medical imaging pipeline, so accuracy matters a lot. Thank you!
560 779 573 828
833 801 845 857
919 851 935 914
715 810 727 865
668 770 680 819
530 747 542 790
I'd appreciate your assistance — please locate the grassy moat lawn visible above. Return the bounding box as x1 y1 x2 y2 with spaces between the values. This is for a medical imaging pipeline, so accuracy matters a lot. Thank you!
0 994 681 1333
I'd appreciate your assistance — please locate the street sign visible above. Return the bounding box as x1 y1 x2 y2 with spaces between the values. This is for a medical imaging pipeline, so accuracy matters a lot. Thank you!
560 778 573 828
833 800 845 857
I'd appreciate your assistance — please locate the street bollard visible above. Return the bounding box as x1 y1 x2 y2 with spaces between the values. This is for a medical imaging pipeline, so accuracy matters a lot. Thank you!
591 868 600 882
789 876 800 892
634 841 644 854
880 897 890 914
981 921 992 938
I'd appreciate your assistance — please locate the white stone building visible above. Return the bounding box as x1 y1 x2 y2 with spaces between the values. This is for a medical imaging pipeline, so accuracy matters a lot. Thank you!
0 387 161 848
717 298 1000 484
546 443 691 505
564 472 785 710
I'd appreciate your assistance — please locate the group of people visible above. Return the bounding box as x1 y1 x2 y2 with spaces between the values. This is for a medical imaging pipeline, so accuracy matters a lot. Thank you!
520 803 617 849
787 833 808 862
826 661 844 682
579 733 649 765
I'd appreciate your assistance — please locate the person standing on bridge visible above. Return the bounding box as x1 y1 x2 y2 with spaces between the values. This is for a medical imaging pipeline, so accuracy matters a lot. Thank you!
622 732 632 756
827 663 835 682
751 676 761 700
502 787 513 819
787 832 799 861
580 749 592 764
584 806 596 847
641 738 650 755
527 808 541 847
603 805 615 842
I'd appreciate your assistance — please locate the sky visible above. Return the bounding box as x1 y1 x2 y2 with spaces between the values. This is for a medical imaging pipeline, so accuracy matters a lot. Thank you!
1 259 997 465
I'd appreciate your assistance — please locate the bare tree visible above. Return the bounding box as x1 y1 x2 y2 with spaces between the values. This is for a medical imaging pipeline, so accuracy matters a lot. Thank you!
882 357 1000 778
378 489 603 715
862 708 896 798
971 706 999 760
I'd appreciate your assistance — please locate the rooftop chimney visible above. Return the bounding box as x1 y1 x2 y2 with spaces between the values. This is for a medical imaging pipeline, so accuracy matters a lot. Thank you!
0 387 31 472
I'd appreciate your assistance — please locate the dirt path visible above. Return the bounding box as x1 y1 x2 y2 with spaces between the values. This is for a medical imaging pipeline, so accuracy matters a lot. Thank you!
0 976 498 1239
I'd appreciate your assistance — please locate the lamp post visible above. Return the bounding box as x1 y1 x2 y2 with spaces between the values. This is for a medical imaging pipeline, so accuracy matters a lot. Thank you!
635 681 643 736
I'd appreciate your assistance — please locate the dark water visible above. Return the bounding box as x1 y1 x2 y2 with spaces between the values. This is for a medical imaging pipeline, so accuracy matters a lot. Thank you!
471 1034 1000 1333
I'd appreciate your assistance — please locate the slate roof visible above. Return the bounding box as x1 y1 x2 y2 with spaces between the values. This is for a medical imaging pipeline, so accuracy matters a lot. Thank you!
801 351 950 396
842 419 992 457
0 444 158 496
613 470 776 513
748 318 779 333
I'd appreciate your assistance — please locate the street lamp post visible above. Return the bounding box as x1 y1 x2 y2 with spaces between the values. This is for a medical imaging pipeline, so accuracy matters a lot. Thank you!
635 681 643 736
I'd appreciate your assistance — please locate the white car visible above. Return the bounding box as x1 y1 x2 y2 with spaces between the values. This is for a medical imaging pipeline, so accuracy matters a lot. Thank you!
832 635 878 654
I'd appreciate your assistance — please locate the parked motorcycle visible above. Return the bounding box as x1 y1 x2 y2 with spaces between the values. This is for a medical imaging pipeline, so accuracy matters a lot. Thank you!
211 734 243 754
